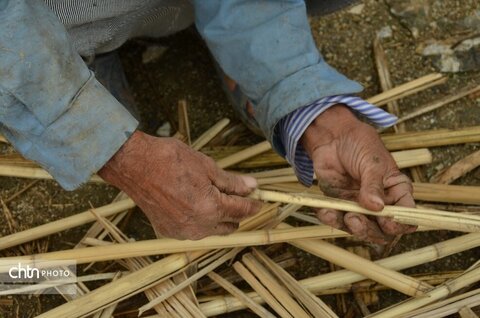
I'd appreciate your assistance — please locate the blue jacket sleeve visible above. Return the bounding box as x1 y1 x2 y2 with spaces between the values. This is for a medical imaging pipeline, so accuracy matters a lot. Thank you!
0 0 138 190
193 0 363 154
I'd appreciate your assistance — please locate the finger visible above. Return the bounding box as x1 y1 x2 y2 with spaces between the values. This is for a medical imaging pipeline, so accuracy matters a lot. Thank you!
212 168 257 196
344 213 391 244
359 166 385 211
382 173 417 235
217 193 262 223
316 208 347 230
212 222 239 236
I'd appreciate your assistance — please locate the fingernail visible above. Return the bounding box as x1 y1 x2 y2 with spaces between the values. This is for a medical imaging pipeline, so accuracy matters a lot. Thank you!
370 195 384 210
347 215 363 229
241 176 258 189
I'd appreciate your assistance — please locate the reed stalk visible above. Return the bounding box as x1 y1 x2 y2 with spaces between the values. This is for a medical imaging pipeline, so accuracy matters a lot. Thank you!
233 261 293 318
278 224 432 298
250 189 480 232
368 265 480 317
192 118 230 150
0 225 344 270
207 271 277 318
216 141 271 169
253 249 339 318
366 73 445 106
0 199 135 251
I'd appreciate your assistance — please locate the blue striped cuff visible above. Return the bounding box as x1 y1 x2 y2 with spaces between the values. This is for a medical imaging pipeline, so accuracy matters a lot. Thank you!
277 95 398 186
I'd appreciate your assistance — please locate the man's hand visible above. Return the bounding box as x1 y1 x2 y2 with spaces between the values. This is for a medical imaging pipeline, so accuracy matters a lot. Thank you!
98 131 261 240
301 104 416 244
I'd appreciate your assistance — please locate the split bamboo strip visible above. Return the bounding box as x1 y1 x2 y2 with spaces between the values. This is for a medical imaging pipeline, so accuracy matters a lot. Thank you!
216 140 271 169
413 183 480 205
233 261 293 318
192 118 230 150
431 150 480 184
207 271 277 318
368 265 480 318
381 126 480 151
278 223 432 298
199 232 480 316
396 86 480 125
0 198 135 250
91 210 205 318
401 288 480 318
251 189 480 232
36 203 280 318
261 181 480 206
138 248 242 315
0 164 104 183
366 73 445 106
242 253 311 318
458 307 479 318
0 225 346 271
253 249 338 318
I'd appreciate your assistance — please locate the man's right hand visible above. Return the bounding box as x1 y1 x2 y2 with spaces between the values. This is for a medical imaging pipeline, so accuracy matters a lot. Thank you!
98 131 261 240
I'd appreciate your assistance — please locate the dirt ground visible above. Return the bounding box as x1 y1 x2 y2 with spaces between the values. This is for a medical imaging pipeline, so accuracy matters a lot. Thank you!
0 0 479 317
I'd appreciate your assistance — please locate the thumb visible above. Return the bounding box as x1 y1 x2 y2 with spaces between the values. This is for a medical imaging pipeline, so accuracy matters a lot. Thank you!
359 168 385 211
213 168 258 196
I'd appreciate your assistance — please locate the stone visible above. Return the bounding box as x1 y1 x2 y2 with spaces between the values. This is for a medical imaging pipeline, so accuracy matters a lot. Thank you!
420 37 480 72
348 3 364 15
376 26 393 39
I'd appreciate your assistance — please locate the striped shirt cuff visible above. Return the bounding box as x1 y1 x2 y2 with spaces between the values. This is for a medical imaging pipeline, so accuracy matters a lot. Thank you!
277 95 398 186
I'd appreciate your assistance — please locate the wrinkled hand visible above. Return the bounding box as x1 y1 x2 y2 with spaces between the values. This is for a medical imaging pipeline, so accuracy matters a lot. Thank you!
98 131 261 240
301 105 416 244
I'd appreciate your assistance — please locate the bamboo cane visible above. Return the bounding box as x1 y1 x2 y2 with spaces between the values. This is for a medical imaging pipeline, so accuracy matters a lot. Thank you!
192 118 230 150
198 232 480 316
250 189 480 232
207 271 277 318
233 261 293 318
253 249 339 318
216 140 271 169
0 225 344 271
368 265 480 317
0 198 135 251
